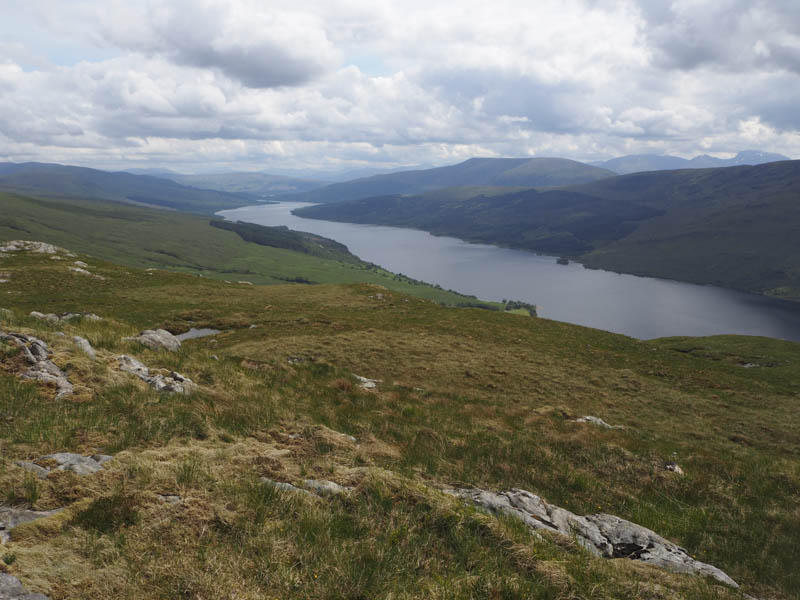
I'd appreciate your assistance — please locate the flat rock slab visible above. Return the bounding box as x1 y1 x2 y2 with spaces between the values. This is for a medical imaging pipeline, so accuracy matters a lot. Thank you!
15 453 112 479
446 487 738 588
0 506 62 544
302 479 352 496
576 415 623 429
0 573 49 600
123 329 181 352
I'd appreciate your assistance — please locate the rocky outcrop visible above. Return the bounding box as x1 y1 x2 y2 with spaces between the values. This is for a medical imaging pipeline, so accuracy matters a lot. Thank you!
0 333 73 399
123 329 181 352
117 355 195 394
15 453 113 479
0 573 49 599
446 487 738 588
0 240 73 257
0 506 63 544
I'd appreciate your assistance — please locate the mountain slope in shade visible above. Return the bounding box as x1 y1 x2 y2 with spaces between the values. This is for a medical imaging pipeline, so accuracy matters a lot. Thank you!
296 160 800 301
279 157 616 204
594 150 790 174
0 162 255 214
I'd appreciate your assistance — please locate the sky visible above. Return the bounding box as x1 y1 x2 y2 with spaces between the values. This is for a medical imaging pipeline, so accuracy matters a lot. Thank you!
1 0 799 174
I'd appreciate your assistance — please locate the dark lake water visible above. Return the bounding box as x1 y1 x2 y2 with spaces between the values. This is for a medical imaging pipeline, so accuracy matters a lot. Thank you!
219 202 800 342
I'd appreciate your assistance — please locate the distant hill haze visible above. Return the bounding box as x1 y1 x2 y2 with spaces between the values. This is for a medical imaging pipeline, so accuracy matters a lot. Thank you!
277 157 616 204
594 150 790 174
296 160 800 301
153 172 327 197
0 162 256 214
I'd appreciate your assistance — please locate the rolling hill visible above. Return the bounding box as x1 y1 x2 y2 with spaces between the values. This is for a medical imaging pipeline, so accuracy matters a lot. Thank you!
295 161 800 301
0 162 257 214
278 157 616 204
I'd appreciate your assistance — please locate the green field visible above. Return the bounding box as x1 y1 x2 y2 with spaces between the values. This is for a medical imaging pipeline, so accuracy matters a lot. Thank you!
0 192 484 305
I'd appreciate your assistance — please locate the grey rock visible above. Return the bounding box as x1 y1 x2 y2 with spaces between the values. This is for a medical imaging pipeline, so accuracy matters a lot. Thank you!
260 478 312 496
302 479 352 496
123 329 181 352
1 333 72 399
0 506 62 544
73 261 88 268
354 375 380 390
117 355 195 394
576 415 623 429
446 487 737 588
0 572 49 599
663 462 685 475
13 461 50 480
157 494 182 504
118 355 150 379
73 336 96 360
28 312 59 323
39 453 110 476
0 240 72 256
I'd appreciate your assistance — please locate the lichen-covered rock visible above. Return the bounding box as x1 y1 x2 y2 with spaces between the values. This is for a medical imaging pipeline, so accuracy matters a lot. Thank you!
260 478 311 496
123 329 181 352
0 572 49 599
73 336 96 360
446 487 738 588
31 453 113 477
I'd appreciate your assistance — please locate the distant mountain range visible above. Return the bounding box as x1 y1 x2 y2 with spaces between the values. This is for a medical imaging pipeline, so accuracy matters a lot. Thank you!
0 162 256 213
156 172 327 197
278 157 616 204
295 160 800 301
592 150 790 174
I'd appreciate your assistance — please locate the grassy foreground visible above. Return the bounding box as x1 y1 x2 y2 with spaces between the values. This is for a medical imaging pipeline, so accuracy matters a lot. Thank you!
0 247 798 599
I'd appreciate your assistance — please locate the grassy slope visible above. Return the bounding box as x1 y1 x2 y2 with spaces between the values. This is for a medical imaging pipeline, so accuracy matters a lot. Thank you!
0 251 797 599
0 192 480 305
296 161 800 300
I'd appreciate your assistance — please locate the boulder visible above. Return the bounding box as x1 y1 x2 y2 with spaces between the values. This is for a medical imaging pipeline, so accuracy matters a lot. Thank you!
36 453 112 476
354 375 380 390
260 478 312 496
0 573 49 599
0 240 72 256
73 336 96 360
123 329 181 352
446 487 738 588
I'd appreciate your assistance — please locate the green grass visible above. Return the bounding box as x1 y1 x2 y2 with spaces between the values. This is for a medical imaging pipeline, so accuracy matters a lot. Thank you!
0 191 485 305
0 245 797 599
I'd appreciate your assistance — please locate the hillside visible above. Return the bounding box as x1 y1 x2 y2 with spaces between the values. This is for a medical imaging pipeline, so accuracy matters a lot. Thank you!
0 163 256 214
0 243 797 599
0 191 487 305
595 150 790 175
279 157 615 204
296 161 800 301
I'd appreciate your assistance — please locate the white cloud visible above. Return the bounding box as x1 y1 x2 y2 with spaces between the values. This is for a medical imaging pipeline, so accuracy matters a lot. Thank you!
0 0 798 171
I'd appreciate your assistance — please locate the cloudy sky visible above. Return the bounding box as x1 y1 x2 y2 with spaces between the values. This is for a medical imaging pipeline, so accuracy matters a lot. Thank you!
1 0 799 174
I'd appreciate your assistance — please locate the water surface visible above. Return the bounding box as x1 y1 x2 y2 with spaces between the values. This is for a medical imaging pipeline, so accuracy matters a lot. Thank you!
219 202 800 341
